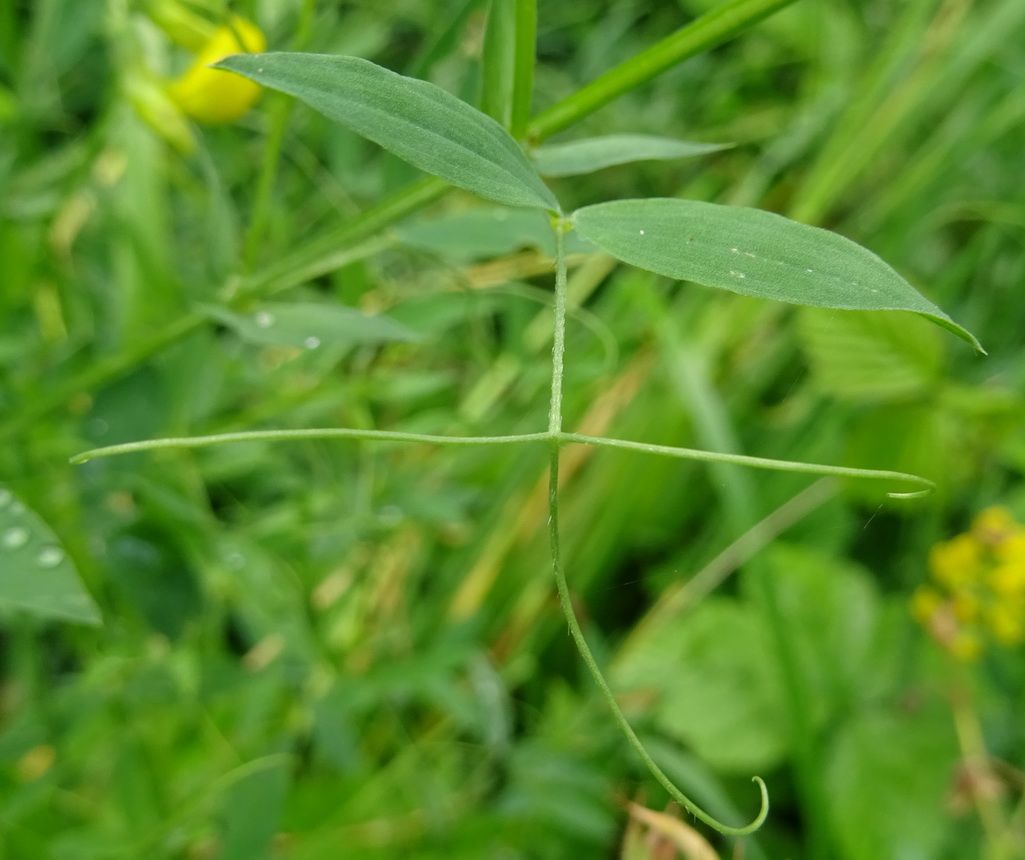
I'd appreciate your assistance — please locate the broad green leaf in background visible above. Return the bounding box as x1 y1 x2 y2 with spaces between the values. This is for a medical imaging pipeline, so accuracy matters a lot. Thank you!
796 307 945 401
200 302 420 351
825 708 957 860
216 53 560 212
612 598 788 773
572 199 984 352
0 487 101 625
530 135 731 177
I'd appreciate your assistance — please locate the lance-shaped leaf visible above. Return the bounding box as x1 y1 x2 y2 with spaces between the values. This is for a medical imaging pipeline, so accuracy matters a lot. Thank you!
0 487 101 625
216 53 559 212
572 198 983 352
531 134 731 177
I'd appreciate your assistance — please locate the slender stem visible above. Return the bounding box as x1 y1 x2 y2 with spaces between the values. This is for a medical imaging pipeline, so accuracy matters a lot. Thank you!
548 220 568 434
560 432 935 498
546 448 768 835
242 0 319 270
542 217 767 836
526 0 799 142
69 430 551 465
510 0 536 139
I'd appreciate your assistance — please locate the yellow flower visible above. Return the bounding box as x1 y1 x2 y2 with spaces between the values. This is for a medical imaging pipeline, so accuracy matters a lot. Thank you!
985 603 1025 646
914 505 1025 661
971 506 1018 546
169 17 266 125
949 631 983 662
989 562 1025 598
929 533 982 590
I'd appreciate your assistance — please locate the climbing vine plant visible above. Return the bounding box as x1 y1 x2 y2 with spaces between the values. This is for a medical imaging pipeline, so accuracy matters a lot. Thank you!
65 50 983 834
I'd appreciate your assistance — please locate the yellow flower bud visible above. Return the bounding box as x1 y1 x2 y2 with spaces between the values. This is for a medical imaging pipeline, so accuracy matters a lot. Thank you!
169 17 266 125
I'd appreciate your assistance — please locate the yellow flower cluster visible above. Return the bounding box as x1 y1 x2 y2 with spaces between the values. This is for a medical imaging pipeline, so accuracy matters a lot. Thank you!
912 506 1025 661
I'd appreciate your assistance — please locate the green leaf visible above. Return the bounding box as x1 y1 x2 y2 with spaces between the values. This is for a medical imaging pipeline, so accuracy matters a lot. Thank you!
797 307 945 401
613 598 787 773
200 302 420 350
0 487 101 625
216 53 559 212
530 135 731 177
572 198 984 352
825 708 957 860
397 206 595 261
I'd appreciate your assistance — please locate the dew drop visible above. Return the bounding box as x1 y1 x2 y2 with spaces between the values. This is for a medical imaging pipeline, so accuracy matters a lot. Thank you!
304 336 321 350
0 488 11 508
805 268 813 273
638 230 645 235
731 248 739 253
36 546 64 567
254 312 275 328
2 527 29 549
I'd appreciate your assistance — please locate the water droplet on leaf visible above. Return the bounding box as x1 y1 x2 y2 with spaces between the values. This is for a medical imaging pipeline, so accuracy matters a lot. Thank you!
36 546 64 567
304 336 321 349
254 312 275 328
3 527 29 549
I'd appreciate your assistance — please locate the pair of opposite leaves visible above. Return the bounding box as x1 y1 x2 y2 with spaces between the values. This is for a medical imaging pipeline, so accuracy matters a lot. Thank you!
215 52 982 354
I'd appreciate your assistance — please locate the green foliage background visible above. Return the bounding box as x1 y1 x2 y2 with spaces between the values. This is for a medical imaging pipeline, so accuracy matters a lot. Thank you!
1 0 1024 857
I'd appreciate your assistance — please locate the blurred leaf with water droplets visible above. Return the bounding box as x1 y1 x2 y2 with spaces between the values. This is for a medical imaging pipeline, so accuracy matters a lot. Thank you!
0 487 101 625
200 302 421 351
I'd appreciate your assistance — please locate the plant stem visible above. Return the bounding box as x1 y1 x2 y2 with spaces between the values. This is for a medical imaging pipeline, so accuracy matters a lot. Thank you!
241 0 321 271
542 216 767 836
510 0 537 139
545 447 768 835
526 0 800 141
547 220 567 434
69 430 551 465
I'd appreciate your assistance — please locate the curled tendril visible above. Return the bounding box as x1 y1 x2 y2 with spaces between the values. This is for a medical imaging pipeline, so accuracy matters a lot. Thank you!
547 447 769 836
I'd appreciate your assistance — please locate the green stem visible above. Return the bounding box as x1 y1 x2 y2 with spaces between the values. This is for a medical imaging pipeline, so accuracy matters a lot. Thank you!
547 219 567 434
510 0 536 139
69 429 551 465
561 432 934 498
69 427 935 499
543 216 767 836
526 0 800 141
242 0 319 270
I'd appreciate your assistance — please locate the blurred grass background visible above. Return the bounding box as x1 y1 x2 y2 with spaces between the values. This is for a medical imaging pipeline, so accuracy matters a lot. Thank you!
1 0 1024 857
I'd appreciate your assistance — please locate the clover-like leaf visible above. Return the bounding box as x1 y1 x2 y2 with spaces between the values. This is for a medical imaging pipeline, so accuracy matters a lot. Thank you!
572 198 983 352
216 52 559 212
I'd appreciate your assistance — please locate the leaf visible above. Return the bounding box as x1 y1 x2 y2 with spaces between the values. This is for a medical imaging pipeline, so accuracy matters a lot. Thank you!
201 302 420 350
572 198 984 352
0 487 101 625
396 206 595 261
613 598 788 773
825 708 957 860
216 52 559 212
797 307 945 401
530 135 731 177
